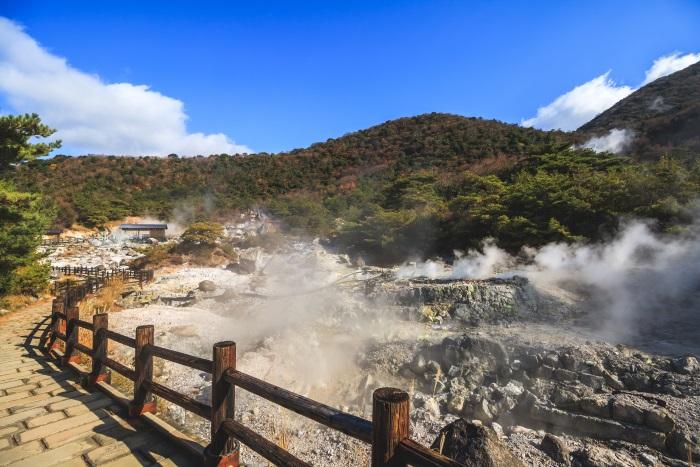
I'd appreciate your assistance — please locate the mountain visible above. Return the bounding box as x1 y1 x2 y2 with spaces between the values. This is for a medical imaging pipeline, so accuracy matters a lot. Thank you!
578 61 700 160
5 113 568 227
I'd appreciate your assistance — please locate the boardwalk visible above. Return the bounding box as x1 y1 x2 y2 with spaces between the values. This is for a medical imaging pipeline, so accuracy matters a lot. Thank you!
0 302 198 466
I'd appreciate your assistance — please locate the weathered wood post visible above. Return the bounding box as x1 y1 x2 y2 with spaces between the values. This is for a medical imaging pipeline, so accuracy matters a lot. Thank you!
372 387 410 467
45 299 61 351
204 341 239 466
129 325 156 416
61 306 81 366
88 313 110 385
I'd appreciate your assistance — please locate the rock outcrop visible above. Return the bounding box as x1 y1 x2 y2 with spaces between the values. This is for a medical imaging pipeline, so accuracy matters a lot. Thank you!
431 419 525 467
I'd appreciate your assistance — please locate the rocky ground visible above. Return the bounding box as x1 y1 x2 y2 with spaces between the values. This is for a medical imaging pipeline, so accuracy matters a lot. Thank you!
45 219 700 466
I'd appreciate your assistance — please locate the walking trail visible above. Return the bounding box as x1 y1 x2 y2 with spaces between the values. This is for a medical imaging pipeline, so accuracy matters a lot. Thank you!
0 300 198 466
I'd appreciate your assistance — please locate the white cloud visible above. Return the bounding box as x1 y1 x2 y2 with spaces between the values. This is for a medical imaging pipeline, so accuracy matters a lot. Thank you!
0 17 251 156
581 128 634 154
522 72 633 131
642 52 700 85
523 52 700 132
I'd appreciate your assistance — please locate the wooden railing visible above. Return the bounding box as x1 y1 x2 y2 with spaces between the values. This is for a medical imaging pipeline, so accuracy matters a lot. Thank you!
52 267 154 303
42 236 90 246
47 267 462 467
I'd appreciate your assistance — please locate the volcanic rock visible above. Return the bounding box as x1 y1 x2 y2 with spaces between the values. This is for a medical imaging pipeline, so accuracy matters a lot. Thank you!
671 355 699 375
198 280 216 292
573 445 637 467
540 433 571 466
431 419 524 466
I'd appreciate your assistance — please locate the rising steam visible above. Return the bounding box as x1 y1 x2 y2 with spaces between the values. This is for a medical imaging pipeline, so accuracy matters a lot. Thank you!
398 219 700 354
582 128 635 154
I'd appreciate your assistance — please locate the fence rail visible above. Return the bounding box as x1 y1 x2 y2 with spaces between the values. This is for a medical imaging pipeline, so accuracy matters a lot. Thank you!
47 265 463 467
42 236 90 246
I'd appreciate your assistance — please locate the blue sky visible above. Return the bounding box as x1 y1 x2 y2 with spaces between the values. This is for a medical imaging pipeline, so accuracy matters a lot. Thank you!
1 0 699 155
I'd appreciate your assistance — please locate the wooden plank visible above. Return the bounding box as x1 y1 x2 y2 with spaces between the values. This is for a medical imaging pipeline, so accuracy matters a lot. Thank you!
106 330 136 348
147 345 212 373
396 439 466 467
225 369 372 443
105 358 136 381
221 419 311 467
143 380 211 420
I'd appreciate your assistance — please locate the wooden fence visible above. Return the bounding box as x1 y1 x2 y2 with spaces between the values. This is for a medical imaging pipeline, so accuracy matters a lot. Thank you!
47 266 463 467
52 266 154 298
42 237 90 246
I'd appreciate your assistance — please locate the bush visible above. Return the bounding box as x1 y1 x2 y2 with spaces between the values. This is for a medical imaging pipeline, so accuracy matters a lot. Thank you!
8 262 51 296
181 222 225 248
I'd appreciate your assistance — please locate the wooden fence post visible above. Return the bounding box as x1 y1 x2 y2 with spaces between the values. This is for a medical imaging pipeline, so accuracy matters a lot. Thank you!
46 299 61 351
61 306 81 366
88 313 110 386
205 341 239 467
371 388 410 467
130 325 156 416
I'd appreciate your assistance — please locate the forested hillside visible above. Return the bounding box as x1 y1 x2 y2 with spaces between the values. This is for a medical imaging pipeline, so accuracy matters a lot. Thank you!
5 114 568 227
3 111 700 265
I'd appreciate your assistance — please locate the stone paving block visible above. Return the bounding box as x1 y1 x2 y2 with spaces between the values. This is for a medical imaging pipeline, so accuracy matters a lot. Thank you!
25 410 67 428
33 381 81 395
11 439 95 467
0 440 43 465
49 391 103 411
18 408 111 444
0 371 34 383
0 426 19 437
53 458 89 467
140 439 195 466
0 407 46 428
98 452 152 467
92 423 140 447
43 415 121 449
7 392 80 413
85 432 157 465
25 370 72 382
64 397 116 417
0 438 10 450
0 392 33 409
5 384 37 395
0 380 25 391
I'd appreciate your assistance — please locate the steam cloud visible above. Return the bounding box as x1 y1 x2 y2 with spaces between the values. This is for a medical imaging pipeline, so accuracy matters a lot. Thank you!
398 219 700 354
581 128 635 154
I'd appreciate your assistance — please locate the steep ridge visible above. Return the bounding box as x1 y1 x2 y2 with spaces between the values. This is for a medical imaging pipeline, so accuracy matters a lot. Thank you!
578 61 700 160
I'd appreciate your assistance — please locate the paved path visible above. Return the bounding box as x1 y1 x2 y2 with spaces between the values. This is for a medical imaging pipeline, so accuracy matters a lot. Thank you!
0 302 197 466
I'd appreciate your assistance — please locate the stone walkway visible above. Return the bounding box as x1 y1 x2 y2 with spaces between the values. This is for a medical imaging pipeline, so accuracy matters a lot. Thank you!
0 302 198 466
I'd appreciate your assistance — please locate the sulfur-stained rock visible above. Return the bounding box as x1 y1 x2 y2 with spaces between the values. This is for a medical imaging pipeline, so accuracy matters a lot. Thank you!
431 419 525 467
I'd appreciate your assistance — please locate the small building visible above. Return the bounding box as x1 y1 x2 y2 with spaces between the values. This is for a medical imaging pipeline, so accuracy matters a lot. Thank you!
119 224 168 241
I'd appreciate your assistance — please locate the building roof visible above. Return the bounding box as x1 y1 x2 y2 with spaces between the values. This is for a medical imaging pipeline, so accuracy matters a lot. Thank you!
119 224 168 230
